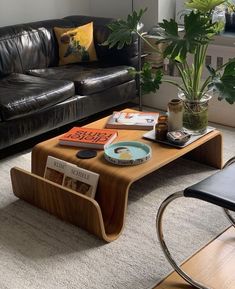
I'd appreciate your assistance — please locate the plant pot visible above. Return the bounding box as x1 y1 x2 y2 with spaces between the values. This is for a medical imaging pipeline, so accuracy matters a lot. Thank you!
178 91 212 135
167 99 183 131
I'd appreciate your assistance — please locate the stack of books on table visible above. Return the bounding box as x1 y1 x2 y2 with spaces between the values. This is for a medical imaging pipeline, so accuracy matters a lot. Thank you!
58 111 159 150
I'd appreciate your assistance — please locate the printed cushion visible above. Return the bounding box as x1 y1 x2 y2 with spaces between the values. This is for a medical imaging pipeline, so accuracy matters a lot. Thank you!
54 22 97 66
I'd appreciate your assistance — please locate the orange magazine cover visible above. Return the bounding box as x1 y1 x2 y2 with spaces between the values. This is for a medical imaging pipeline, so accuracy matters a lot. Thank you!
59 127 118 149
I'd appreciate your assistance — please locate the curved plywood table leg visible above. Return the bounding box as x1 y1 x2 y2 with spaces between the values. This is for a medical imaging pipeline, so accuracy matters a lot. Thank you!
11 167 131 242
30 141 137 242
185 133 223 169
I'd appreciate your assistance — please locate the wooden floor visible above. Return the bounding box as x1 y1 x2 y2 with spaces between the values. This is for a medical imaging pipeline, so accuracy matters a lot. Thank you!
153 226 235 289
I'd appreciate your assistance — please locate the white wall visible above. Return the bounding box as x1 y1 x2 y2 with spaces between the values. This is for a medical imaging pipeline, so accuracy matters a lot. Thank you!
0 0 90 27
134 0 158 31
89 0 176 32
89 1 131 20
1 0 176 30
89 0 158 31
157 0 175 22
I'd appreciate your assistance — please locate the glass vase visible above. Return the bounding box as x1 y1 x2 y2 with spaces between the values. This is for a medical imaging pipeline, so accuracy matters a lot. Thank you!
178 91 212 135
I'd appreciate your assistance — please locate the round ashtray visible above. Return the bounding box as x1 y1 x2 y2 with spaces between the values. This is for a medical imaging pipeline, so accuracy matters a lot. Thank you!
104 141 152 166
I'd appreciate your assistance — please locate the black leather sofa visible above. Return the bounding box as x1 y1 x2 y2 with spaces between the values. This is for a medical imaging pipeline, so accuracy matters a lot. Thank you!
0 15 138 150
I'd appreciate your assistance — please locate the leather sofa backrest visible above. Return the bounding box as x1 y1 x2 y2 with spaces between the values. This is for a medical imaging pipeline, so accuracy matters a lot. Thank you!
0 19 74 76
0 15 139 77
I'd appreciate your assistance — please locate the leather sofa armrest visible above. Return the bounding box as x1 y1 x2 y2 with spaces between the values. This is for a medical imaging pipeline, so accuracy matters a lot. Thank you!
64 15 141 68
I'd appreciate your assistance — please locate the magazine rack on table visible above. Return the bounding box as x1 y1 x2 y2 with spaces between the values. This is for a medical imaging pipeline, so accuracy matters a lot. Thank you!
11 168 106 238
10 163 131 242
10 110 223 242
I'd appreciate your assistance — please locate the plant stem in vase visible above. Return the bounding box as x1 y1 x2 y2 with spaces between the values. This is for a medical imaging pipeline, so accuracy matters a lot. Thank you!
179 91 212 135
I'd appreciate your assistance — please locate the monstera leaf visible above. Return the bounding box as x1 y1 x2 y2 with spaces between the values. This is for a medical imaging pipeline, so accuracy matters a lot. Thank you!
128 63 163 94
210 60 235 104
102 8 147 49
140 63 163 94
185 0 226 12
158 11 218 62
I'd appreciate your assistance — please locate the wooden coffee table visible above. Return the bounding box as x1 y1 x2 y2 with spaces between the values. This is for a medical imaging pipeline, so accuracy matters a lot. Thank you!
11 110 223 242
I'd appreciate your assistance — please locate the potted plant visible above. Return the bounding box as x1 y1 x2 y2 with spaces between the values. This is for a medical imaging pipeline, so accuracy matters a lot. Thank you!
103 0 235 134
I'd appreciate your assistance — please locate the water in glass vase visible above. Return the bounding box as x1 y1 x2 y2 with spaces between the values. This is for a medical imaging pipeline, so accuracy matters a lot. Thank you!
179 92 211 135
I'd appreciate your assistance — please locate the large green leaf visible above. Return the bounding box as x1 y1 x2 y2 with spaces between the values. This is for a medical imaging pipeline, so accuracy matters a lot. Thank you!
185 0 226 12
102 8 147 49
211 60 235 104
128 63 163 94
157 10 217 62
140 63 163 94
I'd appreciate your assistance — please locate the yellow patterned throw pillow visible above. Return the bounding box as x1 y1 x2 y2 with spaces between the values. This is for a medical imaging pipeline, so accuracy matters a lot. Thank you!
54 22 97 66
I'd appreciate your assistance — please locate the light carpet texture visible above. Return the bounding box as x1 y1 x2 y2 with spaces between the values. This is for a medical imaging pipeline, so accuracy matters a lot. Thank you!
0 124 235 289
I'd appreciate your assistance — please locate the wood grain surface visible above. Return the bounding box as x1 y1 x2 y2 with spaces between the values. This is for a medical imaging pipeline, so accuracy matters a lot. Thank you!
11 167 107 239
153 226 235 289
11 109 223 242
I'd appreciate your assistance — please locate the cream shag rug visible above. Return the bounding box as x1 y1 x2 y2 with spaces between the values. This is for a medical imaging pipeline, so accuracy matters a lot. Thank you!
0 123 234 289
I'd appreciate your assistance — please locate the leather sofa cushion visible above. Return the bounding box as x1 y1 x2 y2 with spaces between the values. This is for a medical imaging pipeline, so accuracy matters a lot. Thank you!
0 73 75 121
28 63 134 95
